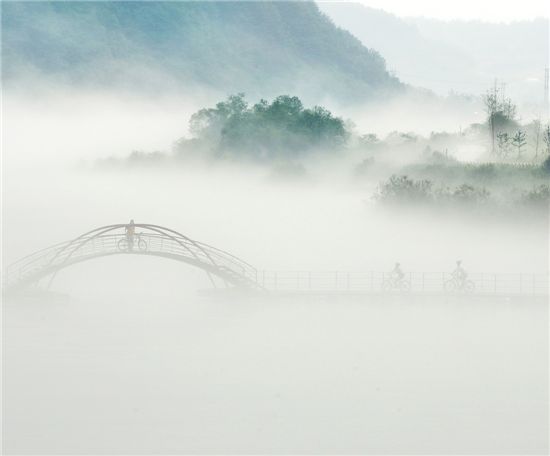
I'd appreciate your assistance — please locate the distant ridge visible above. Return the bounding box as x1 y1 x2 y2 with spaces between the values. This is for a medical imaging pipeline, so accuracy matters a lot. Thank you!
2 1 403 102
318 2 548 103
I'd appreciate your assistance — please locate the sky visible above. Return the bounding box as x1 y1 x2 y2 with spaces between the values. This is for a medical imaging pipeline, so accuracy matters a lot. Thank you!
319 0 550 21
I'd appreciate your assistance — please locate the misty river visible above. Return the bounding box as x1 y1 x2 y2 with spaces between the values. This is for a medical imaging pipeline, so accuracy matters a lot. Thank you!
3 91 548 454
4 291 547 454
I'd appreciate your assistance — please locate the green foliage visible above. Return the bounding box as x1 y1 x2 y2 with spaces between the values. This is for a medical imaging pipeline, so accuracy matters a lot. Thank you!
424 150 458 165
449 184 490 204
496 132 510 157
2 1 400 101
374 175 491 207
374 175 434 204
483 87 516 127
403 160 545 189
483 85 519 155
543 125 550 155
187 94 349 160
374 173 549 214
521 185 550 205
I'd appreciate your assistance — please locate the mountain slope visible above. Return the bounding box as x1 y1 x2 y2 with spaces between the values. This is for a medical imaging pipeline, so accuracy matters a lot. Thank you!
317 2 548 103
2 1 402 102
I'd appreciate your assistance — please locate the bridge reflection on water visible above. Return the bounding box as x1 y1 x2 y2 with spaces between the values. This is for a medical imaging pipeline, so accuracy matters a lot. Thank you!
4 223 549 298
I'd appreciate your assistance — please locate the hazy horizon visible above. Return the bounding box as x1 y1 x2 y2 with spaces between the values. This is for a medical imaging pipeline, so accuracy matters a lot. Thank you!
2 1 548 454
326 0 549 22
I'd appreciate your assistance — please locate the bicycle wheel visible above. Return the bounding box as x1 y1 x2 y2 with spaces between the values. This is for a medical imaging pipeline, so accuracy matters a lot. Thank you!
381 279 393 292
463 280 475 293
400 280 411 293
444 279 456 292
117 238 128 251
137 238 147 251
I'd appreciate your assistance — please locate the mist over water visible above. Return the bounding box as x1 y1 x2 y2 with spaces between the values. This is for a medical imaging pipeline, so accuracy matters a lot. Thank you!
3 90 549 454
4 292 548 454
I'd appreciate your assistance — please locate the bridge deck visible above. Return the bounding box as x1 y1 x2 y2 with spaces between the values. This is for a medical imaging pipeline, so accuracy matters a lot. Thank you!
256 271 549 297
3 223 548 299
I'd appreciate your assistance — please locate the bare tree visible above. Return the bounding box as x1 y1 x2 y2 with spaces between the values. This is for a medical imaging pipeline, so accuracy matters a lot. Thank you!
496 132 510 158
512 130 527 160
483 85 499 155
543 124 550 156
482 83 517 156
532 118 542 159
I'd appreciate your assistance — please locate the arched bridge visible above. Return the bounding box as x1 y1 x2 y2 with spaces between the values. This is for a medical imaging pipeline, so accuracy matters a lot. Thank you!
4 224 263 292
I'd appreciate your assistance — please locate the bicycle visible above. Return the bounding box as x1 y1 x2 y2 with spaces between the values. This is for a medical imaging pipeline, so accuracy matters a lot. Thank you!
382 275 411 293
117 233 147 252
444 276 475 293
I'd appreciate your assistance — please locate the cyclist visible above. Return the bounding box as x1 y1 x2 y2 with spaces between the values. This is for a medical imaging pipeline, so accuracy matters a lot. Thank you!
451 260 467 288
125 219 135 251
391 262 405 283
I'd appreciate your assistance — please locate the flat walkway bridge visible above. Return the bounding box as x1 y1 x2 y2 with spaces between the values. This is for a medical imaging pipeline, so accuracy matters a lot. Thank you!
3 223 548 298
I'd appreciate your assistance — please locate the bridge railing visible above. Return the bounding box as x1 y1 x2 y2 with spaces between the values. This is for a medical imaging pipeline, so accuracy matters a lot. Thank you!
3 239 74 287
257 271 549 296
4 229 547 296
3 232 260 289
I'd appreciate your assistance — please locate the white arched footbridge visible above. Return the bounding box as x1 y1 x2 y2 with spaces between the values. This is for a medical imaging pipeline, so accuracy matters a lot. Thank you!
4 223 263 291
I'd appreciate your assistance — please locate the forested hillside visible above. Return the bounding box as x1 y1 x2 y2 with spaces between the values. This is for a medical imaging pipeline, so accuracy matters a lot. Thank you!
2 1 402 102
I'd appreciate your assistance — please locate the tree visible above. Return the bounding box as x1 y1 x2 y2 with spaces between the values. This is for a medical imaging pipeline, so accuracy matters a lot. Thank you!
483 86 499 155
186 94 349 159
532 118 542 159
511 130 527 159
496 132 510 157
543 124 550 156
374 175 433 205
189 93 249 140
451 184 490 204
482 84 517 155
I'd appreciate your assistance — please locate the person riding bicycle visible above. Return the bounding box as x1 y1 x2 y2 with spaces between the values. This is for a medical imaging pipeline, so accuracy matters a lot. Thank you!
451 260 467 288
125 219 135 251
391 262 405 283
382 262 410 292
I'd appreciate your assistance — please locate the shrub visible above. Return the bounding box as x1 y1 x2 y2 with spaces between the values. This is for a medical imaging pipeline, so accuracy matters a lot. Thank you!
374 175 491 208
450 184 491 204
374 175 433 204
521 185 550 205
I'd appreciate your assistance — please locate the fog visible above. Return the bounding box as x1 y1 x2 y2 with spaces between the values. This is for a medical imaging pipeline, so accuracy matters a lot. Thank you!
318 2 549 104
3 90 549 454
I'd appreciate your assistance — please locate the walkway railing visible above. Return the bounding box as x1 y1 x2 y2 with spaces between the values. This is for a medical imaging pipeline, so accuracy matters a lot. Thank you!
257 271 549 296
3 223 548 298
